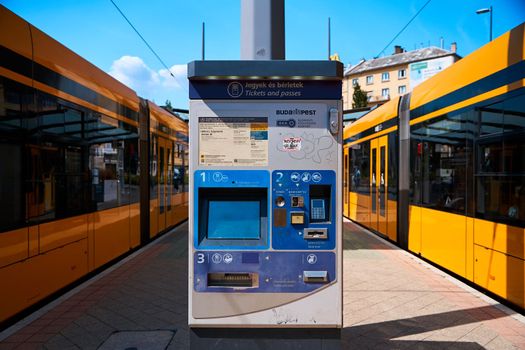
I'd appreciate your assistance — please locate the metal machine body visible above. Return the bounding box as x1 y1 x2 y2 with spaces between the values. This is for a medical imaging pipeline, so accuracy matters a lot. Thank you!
188 60 343 328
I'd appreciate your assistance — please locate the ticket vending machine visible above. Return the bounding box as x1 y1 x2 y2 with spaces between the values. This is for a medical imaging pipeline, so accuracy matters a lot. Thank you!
188 61 343 347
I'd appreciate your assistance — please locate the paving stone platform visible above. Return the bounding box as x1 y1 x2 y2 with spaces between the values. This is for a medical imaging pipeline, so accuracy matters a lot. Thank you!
0 220 524 349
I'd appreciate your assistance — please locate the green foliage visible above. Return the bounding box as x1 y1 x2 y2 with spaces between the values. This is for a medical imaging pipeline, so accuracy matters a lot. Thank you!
352 82 368 108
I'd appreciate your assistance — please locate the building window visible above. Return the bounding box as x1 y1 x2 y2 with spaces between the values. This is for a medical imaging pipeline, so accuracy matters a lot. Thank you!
398 69 406 79
366 75 373 85
381 72 390 81
398 85 406 94
381 88 390 97
352 78 358 86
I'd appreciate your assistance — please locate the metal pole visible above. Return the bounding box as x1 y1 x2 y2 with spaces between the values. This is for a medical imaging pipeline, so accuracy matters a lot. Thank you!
240 0 285 60
202 22 205 60
489 6 493 41
328 17 331 59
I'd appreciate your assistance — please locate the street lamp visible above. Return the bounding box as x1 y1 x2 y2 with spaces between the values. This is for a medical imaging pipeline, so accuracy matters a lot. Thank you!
476 6 493 42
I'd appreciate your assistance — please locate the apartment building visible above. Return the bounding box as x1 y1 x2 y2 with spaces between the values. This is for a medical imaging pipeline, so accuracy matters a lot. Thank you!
343 44 461 109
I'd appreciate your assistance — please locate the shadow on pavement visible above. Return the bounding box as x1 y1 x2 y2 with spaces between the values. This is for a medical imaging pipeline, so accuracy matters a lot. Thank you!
342 305 510 349
343 221 396 251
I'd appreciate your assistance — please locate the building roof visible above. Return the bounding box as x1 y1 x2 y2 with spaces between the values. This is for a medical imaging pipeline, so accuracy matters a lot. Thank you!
344 47 458 76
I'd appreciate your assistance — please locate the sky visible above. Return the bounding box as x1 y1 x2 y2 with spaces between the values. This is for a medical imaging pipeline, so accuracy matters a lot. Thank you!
2 0 524 109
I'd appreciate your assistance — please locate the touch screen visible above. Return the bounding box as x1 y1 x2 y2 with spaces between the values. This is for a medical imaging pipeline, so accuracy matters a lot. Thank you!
207 200 261 239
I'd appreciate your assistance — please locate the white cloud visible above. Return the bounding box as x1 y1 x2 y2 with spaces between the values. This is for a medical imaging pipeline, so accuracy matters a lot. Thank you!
109 56 188 107
159 64 187 89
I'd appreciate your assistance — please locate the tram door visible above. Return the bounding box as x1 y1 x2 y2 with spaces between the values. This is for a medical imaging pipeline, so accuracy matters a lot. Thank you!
157 137 174 233
344 147 349 217
370 136 388 234
158 138 167 232
166 141 173 228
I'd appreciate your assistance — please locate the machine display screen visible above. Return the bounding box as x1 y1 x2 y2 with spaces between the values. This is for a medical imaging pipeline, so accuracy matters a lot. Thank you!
207 200 261 239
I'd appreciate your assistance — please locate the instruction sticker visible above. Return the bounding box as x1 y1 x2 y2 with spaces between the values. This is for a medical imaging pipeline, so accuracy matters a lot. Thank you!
199 117 268 166
282 137 302 152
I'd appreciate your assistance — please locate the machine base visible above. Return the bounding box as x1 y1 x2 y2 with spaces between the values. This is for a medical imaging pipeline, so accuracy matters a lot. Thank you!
190 327 341 350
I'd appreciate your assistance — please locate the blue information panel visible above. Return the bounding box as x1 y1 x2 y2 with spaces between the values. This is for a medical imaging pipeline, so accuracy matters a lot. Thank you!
272 170 336 250
193 251 335 293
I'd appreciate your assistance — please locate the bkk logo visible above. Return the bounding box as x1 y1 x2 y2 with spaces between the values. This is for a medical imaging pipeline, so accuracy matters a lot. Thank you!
276 119 296 127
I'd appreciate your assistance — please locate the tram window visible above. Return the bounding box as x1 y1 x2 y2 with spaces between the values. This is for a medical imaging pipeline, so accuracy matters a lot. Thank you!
475 94 525 227
183 144 189 192
388 131 398 200
64 109 82 138
0 78 35 232
125 139 140 204
150 135 158 199
62 147 85 215
410 138 422 204
0 144 24 231
476 175 525 227
173 142 185 194
90 141 125 211
480 102 504 136
503 95 525 131
479 139 504 173
410 115 468 214
350 142 370 194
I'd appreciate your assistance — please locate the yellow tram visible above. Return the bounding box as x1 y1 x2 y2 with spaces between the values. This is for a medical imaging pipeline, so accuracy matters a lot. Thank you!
0 6 188 325
344 23 525 310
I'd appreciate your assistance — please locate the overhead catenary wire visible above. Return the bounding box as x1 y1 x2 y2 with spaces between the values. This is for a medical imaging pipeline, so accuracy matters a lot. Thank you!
109 0 178 80
375 0 432 58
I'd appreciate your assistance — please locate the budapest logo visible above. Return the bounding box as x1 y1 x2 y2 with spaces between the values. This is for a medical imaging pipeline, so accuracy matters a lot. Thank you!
276 119 296 128
227 82 243 98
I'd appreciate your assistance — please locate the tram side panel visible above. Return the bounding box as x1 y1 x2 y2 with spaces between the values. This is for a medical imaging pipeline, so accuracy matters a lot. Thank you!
0 79 141 323
406 23 525 308
0 6 188 325
344 22 525 309
408 91 525 308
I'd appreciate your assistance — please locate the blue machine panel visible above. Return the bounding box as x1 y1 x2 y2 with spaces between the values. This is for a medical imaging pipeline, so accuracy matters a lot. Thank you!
194 251 336 293
272 170 336 250
194 170 270 249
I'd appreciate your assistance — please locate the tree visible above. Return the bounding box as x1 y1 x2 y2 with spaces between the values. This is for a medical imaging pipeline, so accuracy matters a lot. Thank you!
352 82 368 108
164 99 173 111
